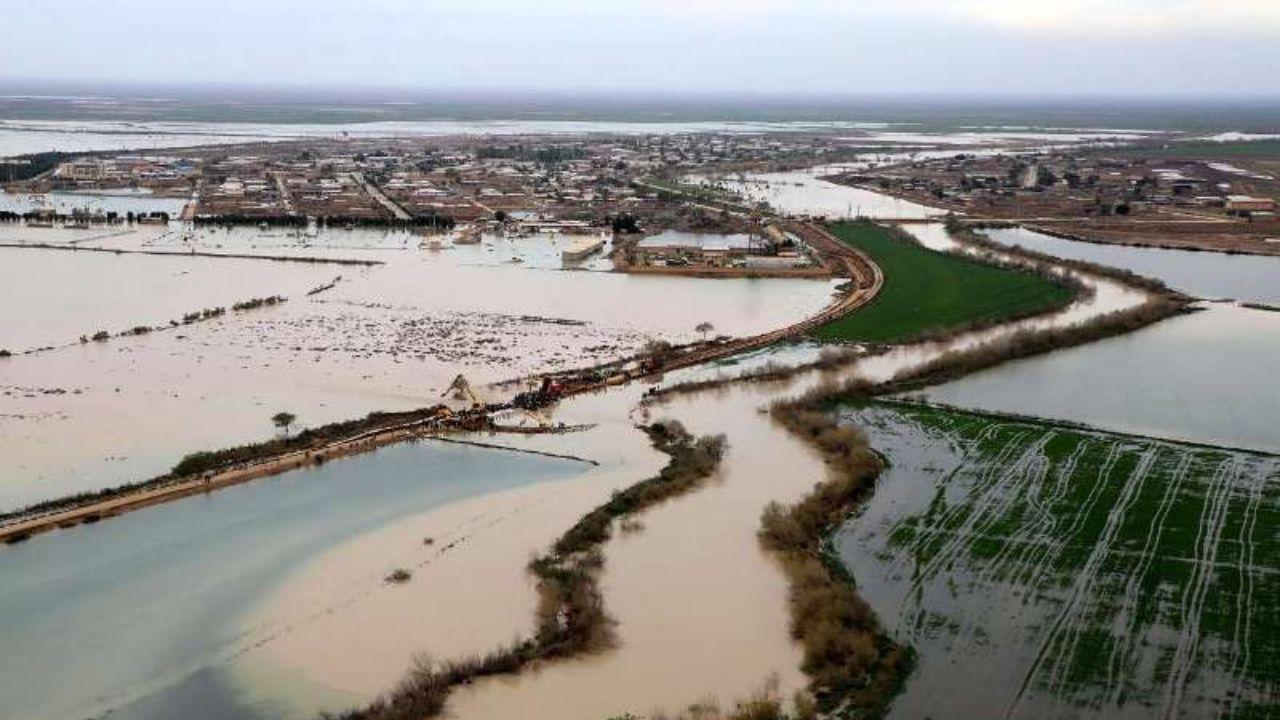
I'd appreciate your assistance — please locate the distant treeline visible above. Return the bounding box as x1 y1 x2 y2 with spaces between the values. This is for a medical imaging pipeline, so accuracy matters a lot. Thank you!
0 151 71 182
0 210 170 224
475 144 588 164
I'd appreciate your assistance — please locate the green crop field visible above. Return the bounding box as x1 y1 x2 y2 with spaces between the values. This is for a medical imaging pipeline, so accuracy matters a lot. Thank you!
836 402 1280 720
815 222 1074 342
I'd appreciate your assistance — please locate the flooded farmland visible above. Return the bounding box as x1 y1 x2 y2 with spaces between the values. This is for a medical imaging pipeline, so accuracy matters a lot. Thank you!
0 245 338 352
834 402 1280 720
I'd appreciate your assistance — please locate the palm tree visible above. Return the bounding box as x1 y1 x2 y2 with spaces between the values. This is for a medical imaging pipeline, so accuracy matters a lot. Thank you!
695 321 715 341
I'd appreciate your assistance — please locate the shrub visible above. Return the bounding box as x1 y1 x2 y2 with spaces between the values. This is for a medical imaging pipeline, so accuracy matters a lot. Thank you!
171 451 221 477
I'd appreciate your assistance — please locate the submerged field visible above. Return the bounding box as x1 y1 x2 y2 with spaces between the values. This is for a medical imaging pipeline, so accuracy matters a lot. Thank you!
815 222 1073 342
836 402 1280 720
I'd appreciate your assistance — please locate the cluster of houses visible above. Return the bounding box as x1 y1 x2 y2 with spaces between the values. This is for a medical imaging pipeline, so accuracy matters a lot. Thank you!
54 155 197 190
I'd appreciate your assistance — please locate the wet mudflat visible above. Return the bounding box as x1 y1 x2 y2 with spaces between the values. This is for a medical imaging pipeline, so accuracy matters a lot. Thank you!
835 402 1280 720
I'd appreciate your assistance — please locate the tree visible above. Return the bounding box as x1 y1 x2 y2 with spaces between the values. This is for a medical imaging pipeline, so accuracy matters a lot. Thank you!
272 411 297 438
611 213 640 234
695 321 715 340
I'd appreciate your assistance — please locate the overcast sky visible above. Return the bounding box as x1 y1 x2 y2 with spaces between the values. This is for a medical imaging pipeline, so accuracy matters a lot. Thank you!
5 0 1279 96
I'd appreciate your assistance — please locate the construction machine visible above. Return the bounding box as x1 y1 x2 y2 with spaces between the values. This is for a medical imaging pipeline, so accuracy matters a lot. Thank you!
442 374 485 410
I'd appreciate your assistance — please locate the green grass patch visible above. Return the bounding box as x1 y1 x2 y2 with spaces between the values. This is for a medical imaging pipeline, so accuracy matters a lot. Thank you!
815 221 1074 342
1114 139 1280 158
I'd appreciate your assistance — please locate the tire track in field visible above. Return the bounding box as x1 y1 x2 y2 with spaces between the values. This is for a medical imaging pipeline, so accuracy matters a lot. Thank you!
1220 457 1272 720
1003 440 1150 719
994 435 1089 591
969 432 1057 589
897 421 1026 636
1018 439 1124 603
1160 456 1241 720
1105 448 1193 705
1042 444 1160 700
900 427 1042 638
906 422 1025 558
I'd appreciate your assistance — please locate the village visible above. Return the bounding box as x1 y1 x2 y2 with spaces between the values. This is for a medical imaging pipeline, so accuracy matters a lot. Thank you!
2 131 861 275
835 144 1280 254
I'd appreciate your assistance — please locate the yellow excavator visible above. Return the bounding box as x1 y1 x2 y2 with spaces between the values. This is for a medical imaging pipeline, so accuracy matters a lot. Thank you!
442 373 485 409
442 374 553 428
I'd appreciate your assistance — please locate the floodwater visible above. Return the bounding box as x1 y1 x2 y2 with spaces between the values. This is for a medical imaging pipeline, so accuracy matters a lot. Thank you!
0 245 337 351
0 213 1175 720
923 227 1280 452
984 227 1280 305
440 372 815 719
0 119 1025 159
0 439 589 720
925 304 1280 454
0 224 837 512
0 189 187 216
699 166 942 219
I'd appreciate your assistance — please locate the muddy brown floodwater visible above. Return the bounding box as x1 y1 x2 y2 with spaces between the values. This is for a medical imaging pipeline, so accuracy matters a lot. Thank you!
222 224 1153 719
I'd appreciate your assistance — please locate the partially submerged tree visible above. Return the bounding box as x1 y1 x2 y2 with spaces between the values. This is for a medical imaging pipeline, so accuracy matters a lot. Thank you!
271 411 297 438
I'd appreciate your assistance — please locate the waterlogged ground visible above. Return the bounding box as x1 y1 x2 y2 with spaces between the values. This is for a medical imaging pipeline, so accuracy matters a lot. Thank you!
836 402 1280 720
